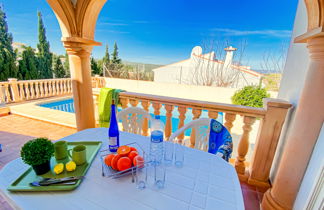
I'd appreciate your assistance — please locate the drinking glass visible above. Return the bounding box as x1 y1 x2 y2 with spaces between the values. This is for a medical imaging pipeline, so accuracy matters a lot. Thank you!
135 155 146 190
175 143 184 168
154 164 166 189
164 142 174 166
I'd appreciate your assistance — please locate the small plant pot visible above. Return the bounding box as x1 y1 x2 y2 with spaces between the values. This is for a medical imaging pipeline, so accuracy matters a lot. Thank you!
32 160 51 175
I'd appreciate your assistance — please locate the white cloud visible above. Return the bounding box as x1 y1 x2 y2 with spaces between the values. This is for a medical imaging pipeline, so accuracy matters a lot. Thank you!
212 28 292 38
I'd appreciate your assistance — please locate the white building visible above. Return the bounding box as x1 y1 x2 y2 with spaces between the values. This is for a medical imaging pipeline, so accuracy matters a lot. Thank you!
153 46 262 88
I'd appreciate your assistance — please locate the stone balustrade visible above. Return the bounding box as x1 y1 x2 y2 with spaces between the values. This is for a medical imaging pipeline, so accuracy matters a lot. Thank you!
92 89 292 188
0 77 105 104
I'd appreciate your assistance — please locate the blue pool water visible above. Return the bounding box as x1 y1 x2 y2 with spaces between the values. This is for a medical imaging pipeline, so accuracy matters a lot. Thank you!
38 98 223 136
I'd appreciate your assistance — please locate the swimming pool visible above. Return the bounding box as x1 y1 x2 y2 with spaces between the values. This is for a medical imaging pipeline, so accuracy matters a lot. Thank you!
38 98 223 136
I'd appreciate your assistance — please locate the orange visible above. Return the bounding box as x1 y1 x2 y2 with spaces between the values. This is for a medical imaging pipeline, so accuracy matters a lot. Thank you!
117 157 132 171
130 147 137 152
127 151 138 162
111 154 122 170
117 145 131 156
133 155 144 168
104 154 115 167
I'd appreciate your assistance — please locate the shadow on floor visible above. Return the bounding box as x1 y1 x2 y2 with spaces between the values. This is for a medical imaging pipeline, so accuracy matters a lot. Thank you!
0 131 35 170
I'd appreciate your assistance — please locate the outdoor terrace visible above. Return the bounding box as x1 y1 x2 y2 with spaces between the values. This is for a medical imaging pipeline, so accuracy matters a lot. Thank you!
0 76 292 209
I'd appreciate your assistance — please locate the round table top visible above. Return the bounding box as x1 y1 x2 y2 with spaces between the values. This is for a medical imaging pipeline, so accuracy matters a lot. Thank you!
0 128 244 210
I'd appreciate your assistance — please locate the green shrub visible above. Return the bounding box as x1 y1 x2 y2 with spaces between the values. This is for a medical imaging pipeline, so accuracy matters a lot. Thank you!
231 86 270 108
20 138 54 166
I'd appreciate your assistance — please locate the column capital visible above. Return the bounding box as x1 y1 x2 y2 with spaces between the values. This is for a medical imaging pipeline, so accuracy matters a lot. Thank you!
307 36 324 60
62 37 101 57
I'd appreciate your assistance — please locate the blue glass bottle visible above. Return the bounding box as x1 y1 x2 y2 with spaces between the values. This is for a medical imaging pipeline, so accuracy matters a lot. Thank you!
109 100 119 152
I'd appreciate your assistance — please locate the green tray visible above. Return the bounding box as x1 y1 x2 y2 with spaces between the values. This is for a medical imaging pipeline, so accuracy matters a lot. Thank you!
7 141 102 192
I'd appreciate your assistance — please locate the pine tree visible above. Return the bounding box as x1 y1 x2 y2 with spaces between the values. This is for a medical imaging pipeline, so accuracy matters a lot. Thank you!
0 6 17 81
103 44 110 65
111 42 121 64
18 47 38 80
53 55 65 78
91 57 101 75
37 12 52 79
64 53 70 77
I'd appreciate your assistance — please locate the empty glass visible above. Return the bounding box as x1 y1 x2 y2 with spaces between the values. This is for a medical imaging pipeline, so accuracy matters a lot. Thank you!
175 143 184 168
154 164 166 189
164 142 174 166
135 155 146 190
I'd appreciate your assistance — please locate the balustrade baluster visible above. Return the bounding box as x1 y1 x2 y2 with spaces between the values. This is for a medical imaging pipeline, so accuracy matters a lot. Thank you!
30 82 35 99
56 80 60 95
177 106 187 144
35 82 40 98
190 108 202 148
208 110 218 119
129 99 139 107
48 81 53 96
4 84 11 102
19 83 25 100
0 85 4 103
24 83 30 100
59 80 63 95
67 80 71 93
165 104 174 140
63 79 68 94
53 81 57 95
70 80 73 93
224 113 236 133
65 79 70 94
235 116 256 178
44 81 48 97
120 98 128 109
39 81 44 97
141 100 150 136
152 102 162 116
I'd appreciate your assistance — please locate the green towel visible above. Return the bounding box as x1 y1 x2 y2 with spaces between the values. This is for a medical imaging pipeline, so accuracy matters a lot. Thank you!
98 88 124 128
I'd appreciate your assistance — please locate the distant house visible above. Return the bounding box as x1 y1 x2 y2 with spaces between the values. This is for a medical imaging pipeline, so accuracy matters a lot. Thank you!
152 46 262 88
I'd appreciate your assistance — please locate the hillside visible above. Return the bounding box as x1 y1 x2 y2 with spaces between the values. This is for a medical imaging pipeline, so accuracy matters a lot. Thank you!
122 60 162 72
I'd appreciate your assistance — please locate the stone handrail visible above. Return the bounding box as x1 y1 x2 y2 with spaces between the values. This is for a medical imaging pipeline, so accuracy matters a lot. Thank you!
93 89 292 188
0 77 105 104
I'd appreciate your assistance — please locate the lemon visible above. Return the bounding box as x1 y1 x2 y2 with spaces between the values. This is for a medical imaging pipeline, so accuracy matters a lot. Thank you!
54 163 64 174
66 161 76 172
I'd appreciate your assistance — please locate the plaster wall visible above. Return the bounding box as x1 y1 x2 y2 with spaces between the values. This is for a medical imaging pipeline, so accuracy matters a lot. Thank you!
271 0 309 181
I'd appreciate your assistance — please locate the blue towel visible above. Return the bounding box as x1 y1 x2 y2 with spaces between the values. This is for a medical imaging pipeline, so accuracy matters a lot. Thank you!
208 119 233 161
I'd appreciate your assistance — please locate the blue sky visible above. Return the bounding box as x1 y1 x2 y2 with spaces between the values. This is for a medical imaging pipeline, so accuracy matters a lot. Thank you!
1 0 298 69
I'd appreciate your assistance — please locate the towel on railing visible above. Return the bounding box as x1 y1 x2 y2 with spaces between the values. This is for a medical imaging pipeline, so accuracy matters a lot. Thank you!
208 119 233 161
98 88 124 127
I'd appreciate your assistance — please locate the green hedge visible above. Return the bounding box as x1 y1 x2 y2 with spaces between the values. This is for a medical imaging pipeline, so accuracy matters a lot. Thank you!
231 86 270 108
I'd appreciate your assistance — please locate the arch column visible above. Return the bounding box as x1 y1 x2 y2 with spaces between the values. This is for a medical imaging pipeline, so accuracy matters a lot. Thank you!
46 0 107 131
63 38 98 131
261 6 324 208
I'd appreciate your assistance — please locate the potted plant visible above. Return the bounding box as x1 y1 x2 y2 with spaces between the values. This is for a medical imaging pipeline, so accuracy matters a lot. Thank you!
20 138 54 175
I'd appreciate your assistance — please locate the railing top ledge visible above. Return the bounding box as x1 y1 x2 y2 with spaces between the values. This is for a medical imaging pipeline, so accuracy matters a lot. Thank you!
118 91 267 117
263 98 293 109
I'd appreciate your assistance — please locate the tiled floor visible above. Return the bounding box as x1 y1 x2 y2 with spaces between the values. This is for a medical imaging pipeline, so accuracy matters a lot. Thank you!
0 114 264 210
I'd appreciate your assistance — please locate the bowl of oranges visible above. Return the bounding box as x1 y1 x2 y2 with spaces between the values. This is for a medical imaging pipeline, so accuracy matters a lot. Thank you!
100 143 145 178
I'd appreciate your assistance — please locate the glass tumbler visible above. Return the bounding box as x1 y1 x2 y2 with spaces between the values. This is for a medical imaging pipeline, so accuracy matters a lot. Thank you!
154 164 166 189
135 155 146 190
175 143 184 168
164 142 174 166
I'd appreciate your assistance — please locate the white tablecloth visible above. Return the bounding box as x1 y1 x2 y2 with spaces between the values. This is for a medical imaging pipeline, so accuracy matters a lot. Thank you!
0 128 244 210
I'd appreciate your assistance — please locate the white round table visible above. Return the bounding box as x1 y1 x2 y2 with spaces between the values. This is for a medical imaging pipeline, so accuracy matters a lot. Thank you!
0 128 244 210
